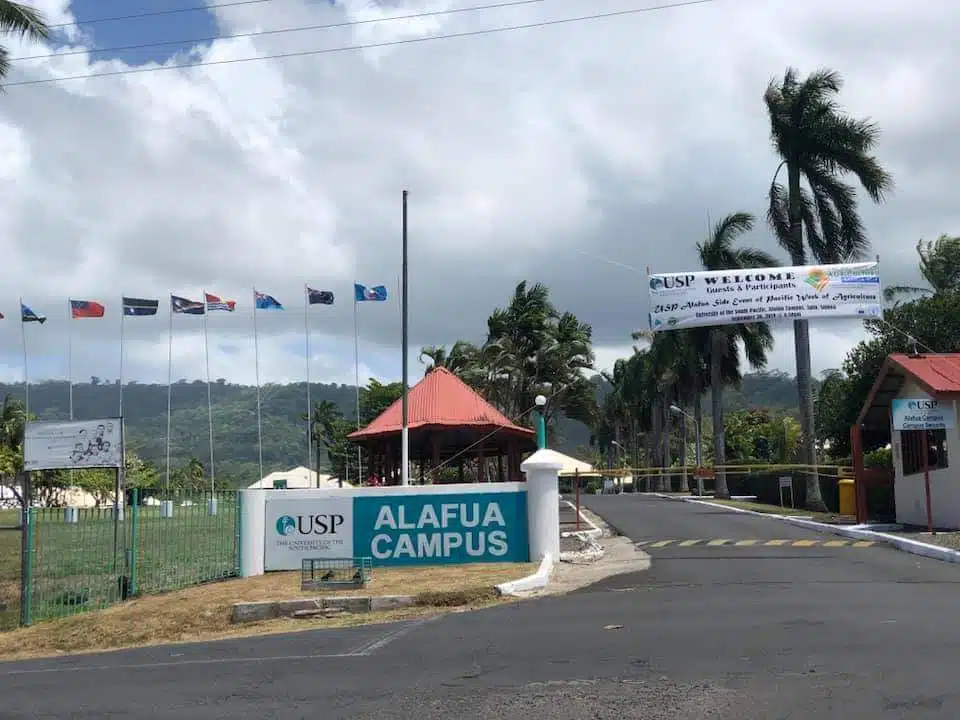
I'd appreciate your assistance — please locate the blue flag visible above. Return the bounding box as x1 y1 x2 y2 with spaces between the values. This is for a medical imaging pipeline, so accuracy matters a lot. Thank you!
255 291 283 310
354 283 388 302
20 303 46 324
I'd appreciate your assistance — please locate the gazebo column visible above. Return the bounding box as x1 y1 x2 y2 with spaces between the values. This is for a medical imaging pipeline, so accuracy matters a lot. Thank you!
497 452 504 483
477 447 485 483
418 440 426 484
458 458 464 484
431 433 441 484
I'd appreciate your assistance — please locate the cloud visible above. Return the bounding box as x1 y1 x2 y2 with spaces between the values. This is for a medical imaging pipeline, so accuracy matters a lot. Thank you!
0 0 956 392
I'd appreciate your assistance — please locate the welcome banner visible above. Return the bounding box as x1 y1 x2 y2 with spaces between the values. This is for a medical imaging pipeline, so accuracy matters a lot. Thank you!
647 261 882 331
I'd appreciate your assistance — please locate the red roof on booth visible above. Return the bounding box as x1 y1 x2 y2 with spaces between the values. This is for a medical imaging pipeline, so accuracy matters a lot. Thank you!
857 353 960 427
348 367 535 440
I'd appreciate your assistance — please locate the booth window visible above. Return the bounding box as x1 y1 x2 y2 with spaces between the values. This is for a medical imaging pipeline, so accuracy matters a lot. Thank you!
901 429 949 476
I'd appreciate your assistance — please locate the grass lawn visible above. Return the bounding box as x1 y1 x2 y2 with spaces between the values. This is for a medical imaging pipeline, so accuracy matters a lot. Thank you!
0 562 536 659
1 500 238 628
703 498 849 523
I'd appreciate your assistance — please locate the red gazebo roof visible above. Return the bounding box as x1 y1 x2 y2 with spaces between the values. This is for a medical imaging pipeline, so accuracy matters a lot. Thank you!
348 367 535 441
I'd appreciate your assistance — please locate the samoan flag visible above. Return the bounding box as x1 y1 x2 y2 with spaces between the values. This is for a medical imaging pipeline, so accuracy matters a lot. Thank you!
307 287 334 306
205 292 236 312
171 295 205 315
20 303 46 323
254 291 283 310
354 283 388 302
70 299 105 319
122 297 159 316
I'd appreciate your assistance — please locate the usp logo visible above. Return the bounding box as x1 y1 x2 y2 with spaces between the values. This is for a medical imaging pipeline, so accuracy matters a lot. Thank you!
276 515 297 536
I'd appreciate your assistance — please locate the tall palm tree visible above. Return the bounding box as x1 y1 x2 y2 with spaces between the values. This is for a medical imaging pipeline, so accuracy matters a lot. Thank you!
885 235 960 302
418 340 481 376
765 67 893 511
697 212 777 499
0 1 49 80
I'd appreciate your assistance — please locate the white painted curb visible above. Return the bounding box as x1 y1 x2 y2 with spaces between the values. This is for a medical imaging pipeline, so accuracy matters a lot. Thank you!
682 497 960 565
496 552 555 596
560 500 603 538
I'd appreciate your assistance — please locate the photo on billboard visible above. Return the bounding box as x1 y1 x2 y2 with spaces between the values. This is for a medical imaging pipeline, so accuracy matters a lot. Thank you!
24 419 123 471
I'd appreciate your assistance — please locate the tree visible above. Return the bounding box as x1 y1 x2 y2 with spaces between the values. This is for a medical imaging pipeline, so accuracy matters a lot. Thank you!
885 234 960 302
419 341 480 377
765 67 893 510
0 1 48 81
697 212 777 498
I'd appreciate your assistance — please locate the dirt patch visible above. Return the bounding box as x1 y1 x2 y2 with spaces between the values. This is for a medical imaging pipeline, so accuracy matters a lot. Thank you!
0 562 534 660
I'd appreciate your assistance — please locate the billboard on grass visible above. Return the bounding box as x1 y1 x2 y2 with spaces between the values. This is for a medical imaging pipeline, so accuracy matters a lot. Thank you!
648 261 882 331
24 419 123 471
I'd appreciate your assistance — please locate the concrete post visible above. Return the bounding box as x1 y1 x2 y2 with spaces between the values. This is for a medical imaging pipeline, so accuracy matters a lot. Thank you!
521 449 563 561
239 489 267 577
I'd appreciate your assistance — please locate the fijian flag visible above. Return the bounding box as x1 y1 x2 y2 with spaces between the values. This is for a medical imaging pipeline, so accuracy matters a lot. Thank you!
122 297 159 316
70 299 105 319
171 295 205 315
307 287 334 305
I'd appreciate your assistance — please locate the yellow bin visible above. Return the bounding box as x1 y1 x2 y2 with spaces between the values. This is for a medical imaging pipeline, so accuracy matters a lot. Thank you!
838 478 855 516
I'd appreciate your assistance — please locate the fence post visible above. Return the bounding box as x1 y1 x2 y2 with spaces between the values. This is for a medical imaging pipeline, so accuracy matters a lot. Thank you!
20 508 34 627
129 489 139 596
235 490 243 576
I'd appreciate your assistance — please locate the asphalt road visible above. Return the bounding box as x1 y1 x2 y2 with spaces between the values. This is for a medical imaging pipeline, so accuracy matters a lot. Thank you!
2 494 960 718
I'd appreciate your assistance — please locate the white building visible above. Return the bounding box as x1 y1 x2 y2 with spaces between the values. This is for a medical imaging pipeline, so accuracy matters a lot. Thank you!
248 466 352 490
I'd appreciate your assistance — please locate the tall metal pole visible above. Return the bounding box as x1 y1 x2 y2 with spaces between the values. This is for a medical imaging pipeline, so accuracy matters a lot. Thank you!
401 190 410 486
353 289 362 483
304 284 313 474
252 289 264 482
164 298 173 493
201 291 215 495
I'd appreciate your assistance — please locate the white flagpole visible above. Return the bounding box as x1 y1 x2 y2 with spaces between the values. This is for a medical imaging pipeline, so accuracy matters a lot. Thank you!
304 284 312 474
253 288 264 482
164 297 173 493
118 300 125 419
353 285 362 483
67 299 73 421
20 298 29 422
202 291 215 496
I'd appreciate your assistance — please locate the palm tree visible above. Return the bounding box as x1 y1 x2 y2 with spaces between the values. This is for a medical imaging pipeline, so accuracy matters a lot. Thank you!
765 67 893 511
885 235 960 302
418 340 481 377
697 212 777 499
0 1 49 81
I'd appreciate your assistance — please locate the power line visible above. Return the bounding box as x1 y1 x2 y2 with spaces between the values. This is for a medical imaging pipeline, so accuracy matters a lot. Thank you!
6 0 715 89
16 0 547 62
47 0 274 30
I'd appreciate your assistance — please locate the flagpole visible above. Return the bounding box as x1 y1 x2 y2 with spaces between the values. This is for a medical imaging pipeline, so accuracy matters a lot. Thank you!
19 298 29 421
118 301 125 419
401 190 410 486
67 299 73 421
304 284 312 474
253 288 264 481
353 286 362 483
201 290 215 496
164 297 173 493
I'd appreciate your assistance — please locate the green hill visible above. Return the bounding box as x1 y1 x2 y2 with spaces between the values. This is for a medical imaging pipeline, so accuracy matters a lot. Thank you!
0 370 802 485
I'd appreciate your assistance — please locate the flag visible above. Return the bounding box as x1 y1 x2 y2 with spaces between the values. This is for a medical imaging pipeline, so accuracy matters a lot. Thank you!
21 303 45 324
171 295 205 315
123 297 159 316
354 283 388 302
70 299 105 319
307 287 335 305
0 311 4 319
205 292 236 312
254 291 283 310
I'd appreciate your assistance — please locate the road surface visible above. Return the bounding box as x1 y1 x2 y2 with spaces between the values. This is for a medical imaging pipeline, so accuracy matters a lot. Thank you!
1 494 959 718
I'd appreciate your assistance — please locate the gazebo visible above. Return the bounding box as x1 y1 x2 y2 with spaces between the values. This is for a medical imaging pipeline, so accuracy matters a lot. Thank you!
347 368 537 485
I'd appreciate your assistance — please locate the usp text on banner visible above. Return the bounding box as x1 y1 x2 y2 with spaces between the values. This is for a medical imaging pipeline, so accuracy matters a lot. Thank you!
647 261 882 331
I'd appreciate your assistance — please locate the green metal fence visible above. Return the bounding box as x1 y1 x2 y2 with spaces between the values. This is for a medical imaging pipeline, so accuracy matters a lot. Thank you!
23 490 239 625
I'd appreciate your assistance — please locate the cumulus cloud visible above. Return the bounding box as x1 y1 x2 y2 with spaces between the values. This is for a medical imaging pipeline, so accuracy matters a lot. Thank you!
0 0 957 390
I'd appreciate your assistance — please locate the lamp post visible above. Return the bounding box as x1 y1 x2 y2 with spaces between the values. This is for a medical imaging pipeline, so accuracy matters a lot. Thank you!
534 394 547 450
670 404 702 496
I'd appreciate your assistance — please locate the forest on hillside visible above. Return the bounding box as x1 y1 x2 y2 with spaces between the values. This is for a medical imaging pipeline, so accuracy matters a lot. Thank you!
0 370 804 486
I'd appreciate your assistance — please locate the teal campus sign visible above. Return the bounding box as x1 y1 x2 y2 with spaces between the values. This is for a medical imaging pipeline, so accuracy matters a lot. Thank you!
263 490 529 569
354 492 529 565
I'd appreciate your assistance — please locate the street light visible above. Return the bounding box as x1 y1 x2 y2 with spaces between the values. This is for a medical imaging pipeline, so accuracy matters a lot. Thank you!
670 404 703 496
534 395 547 450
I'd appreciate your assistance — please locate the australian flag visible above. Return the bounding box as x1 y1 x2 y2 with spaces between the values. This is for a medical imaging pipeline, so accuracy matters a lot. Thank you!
171 295 205 315
307 287 334 306
122 297 159 316
354 283 388 302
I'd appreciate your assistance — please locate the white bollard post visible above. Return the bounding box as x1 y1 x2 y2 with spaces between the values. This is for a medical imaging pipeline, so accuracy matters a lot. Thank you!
239 489 267 577
521 449 564 562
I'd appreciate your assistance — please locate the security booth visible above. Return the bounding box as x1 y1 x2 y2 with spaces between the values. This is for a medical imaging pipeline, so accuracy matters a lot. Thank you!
853 353 960 529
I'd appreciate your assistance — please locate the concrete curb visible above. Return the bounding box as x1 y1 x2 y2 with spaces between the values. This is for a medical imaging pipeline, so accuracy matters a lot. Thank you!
231 594 416 624
496 552 555 596
681 497 960 565
560 500 603 539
